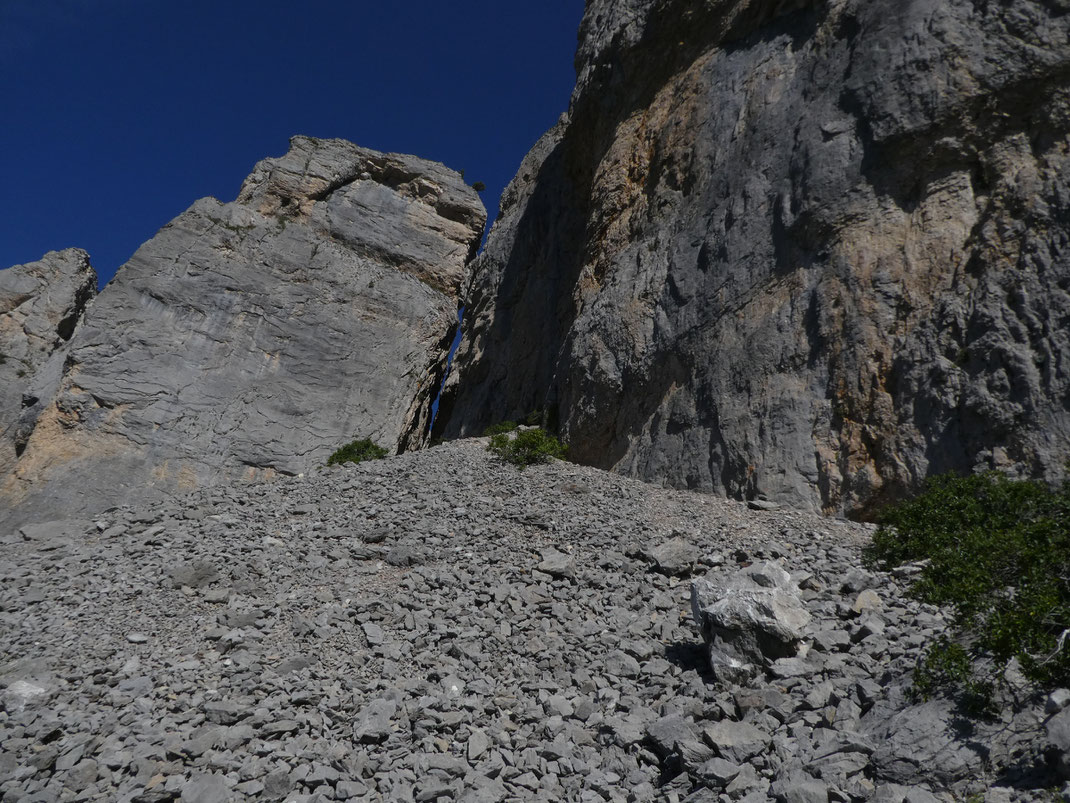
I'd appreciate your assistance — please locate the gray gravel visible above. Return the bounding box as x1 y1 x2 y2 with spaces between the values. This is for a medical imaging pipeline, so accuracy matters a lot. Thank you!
0 439 1064 802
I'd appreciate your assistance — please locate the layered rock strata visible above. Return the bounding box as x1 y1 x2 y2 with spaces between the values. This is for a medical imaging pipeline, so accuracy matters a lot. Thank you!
437 0 1070 516
0 249 97 474
1 136 484 526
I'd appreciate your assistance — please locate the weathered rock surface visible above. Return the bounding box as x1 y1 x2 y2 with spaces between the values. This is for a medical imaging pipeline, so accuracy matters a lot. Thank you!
691 560 812 683
437 0 1070 517
0 438 1059 801
0 249 97 474
1 136 484 527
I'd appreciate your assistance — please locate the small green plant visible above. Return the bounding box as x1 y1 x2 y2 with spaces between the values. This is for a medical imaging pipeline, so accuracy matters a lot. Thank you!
472 181 486 192
864 472 1070 707
487 427 567 469
483 420 519 436
327 438 389 466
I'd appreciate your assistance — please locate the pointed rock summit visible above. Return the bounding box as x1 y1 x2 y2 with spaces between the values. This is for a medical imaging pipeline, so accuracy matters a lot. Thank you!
1 136 484 527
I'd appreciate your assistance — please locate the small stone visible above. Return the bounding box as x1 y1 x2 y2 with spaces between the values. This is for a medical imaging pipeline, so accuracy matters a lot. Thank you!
852 616 885 642
353 698 397 743
702 721 770 763
362 622 385 646
126 632 149 643
851 589 882 614
203 701 246 725
467 730 490 761
695 757 742 787
169 560 220 590
260 719 300 736
645 714 694 757
2 679 49 711
336 780 370 798
386 544 425 567
1048 689 1070 715
770 773 830 803
544 695 573 717
605 650 641 678
537 548 575 579
647 537 700 576
180 773 230 803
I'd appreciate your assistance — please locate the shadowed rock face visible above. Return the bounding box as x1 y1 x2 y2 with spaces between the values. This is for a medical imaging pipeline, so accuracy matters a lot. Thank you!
1 136 484 526
0 249 98 473
438 0 1070 517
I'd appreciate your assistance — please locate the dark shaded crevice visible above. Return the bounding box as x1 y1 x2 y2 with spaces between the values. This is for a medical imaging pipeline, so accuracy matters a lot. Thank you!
399 311 462 453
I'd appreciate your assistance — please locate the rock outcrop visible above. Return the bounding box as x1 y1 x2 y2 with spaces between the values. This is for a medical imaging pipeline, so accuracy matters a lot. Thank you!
0 249 97 474
437 0 1070 516
1 136 484 527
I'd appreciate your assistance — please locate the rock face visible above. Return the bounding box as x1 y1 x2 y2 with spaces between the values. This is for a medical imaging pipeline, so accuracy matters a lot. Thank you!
1 136 484 526
437 0 1070 516
0 249 97 473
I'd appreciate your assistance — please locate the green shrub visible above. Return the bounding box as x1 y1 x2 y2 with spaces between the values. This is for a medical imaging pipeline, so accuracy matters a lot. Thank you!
487 427 567 468
472 181 486 192
327 438 389 466
864 472 1070 702
483 421 519 436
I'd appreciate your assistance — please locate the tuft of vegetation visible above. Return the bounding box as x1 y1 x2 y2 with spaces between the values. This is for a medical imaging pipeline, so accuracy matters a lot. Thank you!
326 438 389 466
864 472 1070 706
487 427 567 469
483 421 519 437
472 181 486 192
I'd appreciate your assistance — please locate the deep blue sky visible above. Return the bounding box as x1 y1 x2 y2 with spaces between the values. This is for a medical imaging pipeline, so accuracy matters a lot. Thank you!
1 0 583 286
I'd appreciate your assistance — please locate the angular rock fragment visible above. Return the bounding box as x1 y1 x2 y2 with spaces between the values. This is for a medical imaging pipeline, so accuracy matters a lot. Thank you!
645 537 699 577
691 561 811 682
536 548 575 579
353 698 397 744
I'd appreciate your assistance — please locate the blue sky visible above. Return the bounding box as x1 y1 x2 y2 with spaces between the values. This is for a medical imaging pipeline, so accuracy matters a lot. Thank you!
0 1 583 286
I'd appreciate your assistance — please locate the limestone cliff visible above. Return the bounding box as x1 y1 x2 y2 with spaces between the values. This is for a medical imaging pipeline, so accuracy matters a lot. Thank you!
438 0 1070 517
0 249 97 475
1 136 484 526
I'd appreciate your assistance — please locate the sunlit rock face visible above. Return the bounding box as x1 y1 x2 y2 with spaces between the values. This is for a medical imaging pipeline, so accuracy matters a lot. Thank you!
0 248 97 474
1 136 484 526
438 0 1070 517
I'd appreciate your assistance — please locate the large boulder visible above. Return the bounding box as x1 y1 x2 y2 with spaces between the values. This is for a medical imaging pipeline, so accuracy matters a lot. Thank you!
691 560 811 683
436 0 1070 517
1 136 484 527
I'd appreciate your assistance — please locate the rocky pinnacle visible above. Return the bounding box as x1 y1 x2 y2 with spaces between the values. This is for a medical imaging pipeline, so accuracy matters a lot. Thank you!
0 136 485 528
